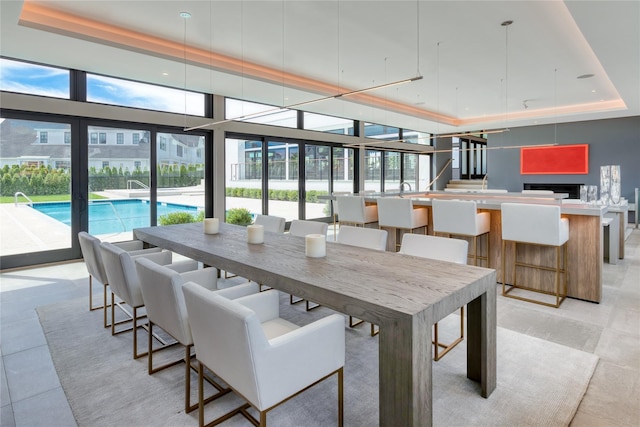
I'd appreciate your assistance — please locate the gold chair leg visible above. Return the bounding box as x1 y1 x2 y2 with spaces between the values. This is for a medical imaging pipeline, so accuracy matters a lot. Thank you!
433 306 464 361
349 316 364 328
290 294 304 305
338 367 344 427
305 300 320 311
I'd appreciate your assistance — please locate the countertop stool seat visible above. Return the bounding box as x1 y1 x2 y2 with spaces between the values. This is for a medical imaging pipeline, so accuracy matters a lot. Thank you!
376 197 429 251
399 234 469 361
432 199 490 267
501 203 569 308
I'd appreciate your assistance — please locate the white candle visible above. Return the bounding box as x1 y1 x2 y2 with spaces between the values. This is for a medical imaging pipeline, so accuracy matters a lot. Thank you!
247 224 264 244
305 234 326 258
203 218 219 234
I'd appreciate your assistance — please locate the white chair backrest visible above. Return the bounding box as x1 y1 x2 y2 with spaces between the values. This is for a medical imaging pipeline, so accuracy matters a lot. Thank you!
254 214 286 233
331 192 351 215
182 281 267 408
501 203 567 246
289 220 328 237
100 242 171 307
78 232 108 284
376 197 414 229
335 195 366 223
336 225 387 251
432 199 479 235
399 234 468 264
135 257 193 345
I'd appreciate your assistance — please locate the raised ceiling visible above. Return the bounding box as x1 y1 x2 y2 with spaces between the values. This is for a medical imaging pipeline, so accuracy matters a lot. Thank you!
1 0 638 134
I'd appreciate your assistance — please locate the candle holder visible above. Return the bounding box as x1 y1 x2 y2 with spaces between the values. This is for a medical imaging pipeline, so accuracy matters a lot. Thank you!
305 234 326 258
247 224 264 244
203 218 219 234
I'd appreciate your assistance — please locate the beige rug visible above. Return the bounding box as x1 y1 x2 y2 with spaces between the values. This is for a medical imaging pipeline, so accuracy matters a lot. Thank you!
38 294 598 426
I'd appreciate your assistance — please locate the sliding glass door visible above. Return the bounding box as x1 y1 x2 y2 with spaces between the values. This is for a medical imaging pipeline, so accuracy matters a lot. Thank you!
0 117 73 260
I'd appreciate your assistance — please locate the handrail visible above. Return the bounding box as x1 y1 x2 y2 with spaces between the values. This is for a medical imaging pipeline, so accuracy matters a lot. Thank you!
102 201 127 232
426 158 453 190
14 192 33 206
127 180 149 190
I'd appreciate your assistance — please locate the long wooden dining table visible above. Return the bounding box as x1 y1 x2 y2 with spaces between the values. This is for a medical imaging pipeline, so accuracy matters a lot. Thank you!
133 222 497 427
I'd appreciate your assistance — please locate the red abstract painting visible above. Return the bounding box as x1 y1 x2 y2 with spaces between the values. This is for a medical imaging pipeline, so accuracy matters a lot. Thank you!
520 144 589 174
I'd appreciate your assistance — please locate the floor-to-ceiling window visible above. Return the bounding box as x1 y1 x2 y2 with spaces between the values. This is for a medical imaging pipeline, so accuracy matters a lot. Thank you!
156 132 205 226
0 117 72 257
87 124 151 241
267 140 299 221
304 144 330 220
225 137 263 220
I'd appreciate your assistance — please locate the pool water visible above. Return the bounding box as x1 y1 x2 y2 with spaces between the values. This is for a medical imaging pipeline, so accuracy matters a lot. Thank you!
32 199 201 235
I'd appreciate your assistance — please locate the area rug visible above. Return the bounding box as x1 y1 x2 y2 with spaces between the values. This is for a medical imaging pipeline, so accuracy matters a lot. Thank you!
37 294 598 426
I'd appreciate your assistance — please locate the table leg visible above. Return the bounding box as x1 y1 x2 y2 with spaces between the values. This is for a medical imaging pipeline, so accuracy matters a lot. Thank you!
379 310 432 426
466 285 497 397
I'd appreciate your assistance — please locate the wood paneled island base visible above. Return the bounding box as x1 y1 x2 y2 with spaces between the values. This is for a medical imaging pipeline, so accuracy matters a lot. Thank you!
134 223 497 427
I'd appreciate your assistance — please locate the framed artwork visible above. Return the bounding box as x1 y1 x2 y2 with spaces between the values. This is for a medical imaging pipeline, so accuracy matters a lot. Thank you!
520 144 589 174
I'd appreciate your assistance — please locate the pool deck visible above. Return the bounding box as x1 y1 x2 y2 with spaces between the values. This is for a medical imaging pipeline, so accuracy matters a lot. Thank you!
0 193 330 258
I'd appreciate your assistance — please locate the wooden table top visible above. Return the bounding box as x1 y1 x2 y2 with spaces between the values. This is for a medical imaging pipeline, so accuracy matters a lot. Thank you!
133 222 496 324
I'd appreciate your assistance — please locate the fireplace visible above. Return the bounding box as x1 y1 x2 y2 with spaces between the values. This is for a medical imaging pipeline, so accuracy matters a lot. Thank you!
523 183 583 199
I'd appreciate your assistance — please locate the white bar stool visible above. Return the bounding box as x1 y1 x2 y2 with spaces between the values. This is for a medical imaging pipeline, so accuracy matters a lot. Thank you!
335 195 378 228
432 199 490 267
377 197 428 251
501 203 569 308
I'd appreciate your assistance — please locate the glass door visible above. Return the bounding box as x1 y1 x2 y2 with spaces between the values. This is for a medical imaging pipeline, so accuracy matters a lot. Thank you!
0 117 72 258
87 125 150 242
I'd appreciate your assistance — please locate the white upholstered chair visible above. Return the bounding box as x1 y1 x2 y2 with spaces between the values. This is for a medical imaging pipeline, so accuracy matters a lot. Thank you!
78 231 161 328
288 219 329 309
182 284 345 427
376 197 428 250
100 241 198 359
335 195 378 228
432 199 490 267
399 234 468 360
254 214 286 233
288 219 328 238
135 257 259 412
336 225 388 336
501 203 569 308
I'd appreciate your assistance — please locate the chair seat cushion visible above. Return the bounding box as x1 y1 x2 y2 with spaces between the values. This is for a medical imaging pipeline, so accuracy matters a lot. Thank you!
262 318 299 340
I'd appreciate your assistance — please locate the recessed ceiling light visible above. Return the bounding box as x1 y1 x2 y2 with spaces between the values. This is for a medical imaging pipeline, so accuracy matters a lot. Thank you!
179 12 191 18
591 89 596 93
162 72 169 76
577 74 594 79
501 20 513 26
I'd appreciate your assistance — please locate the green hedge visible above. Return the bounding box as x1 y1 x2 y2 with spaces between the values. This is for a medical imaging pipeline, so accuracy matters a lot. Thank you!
0 164 204 197
226 187 327 203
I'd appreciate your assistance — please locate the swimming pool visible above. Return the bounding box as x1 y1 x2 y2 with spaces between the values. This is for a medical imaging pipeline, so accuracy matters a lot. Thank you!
31 199 201 235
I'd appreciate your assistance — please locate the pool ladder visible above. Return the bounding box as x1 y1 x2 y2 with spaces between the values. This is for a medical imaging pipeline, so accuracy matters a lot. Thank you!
14 192 33 206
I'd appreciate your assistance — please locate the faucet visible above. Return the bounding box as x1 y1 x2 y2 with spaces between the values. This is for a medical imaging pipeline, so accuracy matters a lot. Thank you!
399 181 412 192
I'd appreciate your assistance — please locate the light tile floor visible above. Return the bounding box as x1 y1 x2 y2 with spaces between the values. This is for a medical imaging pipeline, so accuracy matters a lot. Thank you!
1 229 639 426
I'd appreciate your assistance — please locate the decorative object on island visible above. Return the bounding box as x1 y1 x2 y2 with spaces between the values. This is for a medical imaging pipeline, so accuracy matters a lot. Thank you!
600 165 622 206
600 165 611 205
610 165 621 205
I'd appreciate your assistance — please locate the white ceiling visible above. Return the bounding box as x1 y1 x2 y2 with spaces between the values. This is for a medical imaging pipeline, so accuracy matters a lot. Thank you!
1 0 638 134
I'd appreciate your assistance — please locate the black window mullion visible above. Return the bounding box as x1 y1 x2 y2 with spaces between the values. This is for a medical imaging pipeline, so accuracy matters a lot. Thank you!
299 141 305 220
262 138 268 214
149 128 157 225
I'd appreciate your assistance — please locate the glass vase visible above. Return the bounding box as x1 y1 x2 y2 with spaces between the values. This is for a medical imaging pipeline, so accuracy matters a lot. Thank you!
600 165 611 205
610 165 621 205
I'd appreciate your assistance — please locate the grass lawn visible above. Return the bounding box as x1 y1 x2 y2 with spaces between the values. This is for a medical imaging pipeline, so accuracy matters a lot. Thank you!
1 193 108 203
